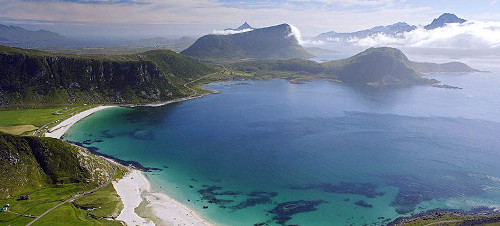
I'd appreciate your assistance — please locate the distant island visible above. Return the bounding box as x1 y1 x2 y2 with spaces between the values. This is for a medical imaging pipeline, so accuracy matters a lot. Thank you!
224 47 478 86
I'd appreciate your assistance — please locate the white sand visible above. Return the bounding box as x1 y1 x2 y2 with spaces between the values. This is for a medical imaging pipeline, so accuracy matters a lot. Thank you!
113 169 213 226
45 106 116 139
113 170 155 226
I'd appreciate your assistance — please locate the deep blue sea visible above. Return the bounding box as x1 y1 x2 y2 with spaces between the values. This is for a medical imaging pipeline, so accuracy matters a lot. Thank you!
64 71 500 225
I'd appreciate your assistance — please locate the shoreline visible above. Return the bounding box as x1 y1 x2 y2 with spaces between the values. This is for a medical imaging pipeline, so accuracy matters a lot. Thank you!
44 97 216 226
113 169 213 226
45 105 116 139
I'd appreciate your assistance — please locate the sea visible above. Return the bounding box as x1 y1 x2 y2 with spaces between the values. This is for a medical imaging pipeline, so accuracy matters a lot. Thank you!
63 50 500 225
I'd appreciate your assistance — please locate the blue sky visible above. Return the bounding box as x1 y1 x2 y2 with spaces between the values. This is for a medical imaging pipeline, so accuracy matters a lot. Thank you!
1 0 499 39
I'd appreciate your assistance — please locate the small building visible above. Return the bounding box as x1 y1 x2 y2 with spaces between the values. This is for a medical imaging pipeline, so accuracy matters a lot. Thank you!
4 204 9 207
0 207 6 212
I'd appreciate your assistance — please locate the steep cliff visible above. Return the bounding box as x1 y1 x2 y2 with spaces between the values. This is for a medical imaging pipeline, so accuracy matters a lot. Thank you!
0 45 216 107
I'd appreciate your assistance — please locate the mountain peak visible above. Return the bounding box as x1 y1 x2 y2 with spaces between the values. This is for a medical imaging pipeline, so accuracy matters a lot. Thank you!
225 22 254 31
237 22 253 30
425 13 466 30
182 23 312 61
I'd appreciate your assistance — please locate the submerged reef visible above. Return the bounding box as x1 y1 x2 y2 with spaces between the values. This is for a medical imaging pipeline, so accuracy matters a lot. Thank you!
384 175 484 214
231 191 278 210
268 200 328 225
290 182 384 198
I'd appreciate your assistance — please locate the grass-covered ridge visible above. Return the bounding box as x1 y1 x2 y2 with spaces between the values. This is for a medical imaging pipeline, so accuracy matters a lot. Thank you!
0 131 113 197
0 45 218 107
0 131 128 225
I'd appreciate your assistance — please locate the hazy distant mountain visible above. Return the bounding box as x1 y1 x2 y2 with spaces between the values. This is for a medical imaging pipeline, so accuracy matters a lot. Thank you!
126 36 196 52
182 23 313 61
424 13 466 30
314 13 467 43
131 36 195 47
0 24 72 47
315 22 416 41
225 22 254 31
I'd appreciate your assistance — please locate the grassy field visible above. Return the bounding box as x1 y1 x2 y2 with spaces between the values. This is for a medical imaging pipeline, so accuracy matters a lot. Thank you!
394 212 500 226
0 105 95 135
0 164 127 225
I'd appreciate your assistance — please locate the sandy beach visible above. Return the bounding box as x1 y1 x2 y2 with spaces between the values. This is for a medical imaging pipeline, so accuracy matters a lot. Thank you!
113 169 213 226
46 105 213 226
45 105 116 139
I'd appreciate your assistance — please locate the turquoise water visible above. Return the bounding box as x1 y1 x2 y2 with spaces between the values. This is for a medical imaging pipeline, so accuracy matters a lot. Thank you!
64 72 500 225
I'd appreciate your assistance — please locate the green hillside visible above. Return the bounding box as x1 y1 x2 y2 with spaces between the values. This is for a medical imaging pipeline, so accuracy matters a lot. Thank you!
0 131 113 198
0 131 127 225
0 45 217 108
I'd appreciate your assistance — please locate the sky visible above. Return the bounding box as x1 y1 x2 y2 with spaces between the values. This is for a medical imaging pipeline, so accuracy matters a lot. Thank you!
1 0 500 39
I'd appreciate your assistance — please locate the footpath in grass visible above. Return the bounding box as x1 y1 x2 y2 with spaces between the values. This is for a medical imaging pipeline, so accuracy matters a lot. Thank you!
0 165 127 225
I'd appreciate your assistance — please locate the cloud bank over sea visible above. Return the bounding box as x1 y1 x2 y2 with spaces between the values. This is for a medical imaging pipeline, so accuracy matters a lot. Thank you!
317 20 500 49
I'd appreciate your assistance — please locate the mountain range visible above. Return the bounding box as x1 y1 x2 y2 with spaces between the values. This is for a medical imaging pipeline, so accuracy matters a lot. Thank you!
0 24 73 48
314 13 467 42
181 23 313 61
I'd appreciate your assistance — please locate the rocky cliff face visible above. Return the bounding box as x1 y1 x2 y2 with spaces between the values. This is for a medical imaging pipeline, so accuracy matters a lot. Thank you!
0 46 216 107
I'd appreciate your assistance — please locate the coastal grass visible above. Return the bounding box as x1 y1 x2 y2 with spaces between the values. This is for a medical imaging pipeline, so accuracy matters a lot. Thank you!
34 202 122 226
71 164 128 219
0 184 94 224
0 163 127 225
0 125 37 135
0 105 95 136
400 212 500 225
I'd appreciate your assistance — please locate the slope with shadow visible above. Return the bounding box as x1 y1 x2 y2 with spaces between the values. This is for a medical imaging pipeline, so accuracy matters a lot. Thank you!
0 45 217 107
0 131 113 198
181 24 313 61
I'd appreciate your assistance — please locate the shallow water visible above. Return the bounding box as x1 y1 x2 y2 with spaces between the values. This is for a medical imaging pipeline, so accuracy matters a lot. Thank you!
65 72 500 225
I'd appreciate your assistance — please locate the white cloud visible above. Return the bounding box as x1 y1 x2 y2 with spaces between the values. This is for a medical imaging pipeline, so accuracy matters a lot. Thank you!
212 28 253 35
288 24 304 45
345 21 500 49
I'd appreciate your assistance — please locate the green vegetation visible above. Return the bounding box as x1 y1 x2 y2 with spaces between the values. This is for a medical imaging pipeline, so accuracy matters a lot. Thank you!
0 105 94 135
0 131 128 225
0 131 113 197
0 45 217 108
392 211 500 226
181 24 313 62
